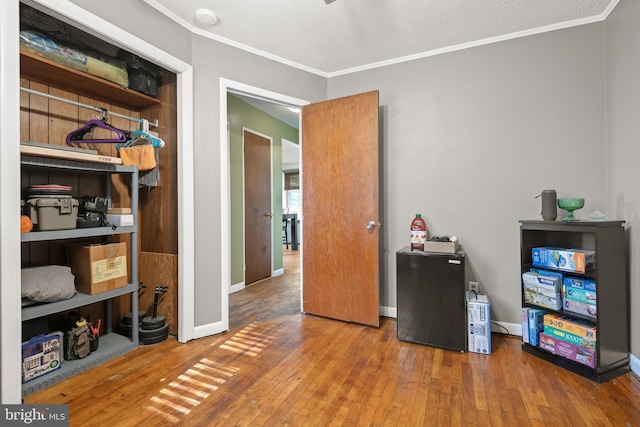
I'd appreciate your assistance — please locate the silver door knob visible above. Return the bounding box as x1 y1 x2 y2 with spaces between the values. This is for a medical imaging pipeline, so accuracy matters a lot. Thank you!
366 221 376 230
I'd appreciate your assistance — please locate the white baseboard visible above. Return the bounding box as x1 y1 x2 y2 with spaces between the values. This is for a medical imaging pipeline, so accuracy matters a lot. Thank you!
230 269 282 295
229 282 245 294
381 306 520 337
194 320 227 339
491 321 521 336
380 305 396 318
631 353 640 377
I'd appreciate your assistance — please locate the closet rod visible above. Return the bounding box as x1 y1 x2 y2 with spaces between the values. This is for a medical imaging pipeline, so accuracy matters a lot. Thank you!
20 87 158 128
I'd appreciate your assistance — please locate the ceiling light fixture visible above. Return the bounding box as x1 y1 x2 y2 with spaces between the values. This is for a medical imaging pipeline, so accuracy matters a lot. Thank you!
195 8 218 26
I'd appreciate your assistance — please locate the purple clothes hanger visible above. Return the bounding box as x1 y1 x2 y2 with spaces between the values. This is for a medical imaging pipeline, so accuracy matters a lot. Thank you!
65 119 127 144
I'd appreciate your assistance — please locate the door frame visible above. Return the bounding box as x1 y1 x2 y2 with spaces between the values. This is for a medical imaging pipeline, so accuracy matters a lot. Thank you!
1 0 195 402
220 78 309 328
242 127 275 285
27 0 195 343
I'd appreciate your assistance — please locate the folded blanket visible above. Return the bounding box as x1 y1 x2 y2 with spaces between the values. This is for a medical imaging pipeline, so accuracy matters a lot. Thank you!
22 265 76 304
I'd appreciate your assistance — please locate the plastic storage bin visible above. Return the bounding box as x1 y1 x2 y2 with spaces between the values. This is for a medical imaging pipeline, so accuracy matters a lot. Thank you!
26 197 78 231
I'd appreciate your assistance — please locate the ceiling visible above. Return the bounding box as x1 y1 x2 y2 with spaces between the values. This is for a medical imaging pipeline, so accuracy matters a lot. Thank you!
171 0 618 171
231 93 300 129
144 0 618 77
231 93 301 170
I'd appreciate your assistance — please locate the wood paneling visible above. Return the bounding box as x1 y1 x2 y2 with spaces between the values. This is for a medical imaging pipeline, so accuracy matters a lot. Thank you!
138 72 178 255
20 74 177 332
138 252 178 335
20 78 139 275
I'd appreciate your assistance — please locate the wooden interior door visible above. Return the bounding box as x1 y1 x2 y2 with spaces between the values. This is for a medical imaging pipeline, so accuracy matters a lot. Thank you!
244 130 272 284
301 91 380 327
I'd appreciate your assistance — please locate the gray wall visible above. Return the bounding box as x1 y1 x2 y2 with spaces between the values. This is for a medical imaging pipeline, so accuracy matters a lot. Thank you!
68 0 191 63
69 0 328 328
606 0 640 358
34 0 640 362
328 24 608 329
190 36 326 326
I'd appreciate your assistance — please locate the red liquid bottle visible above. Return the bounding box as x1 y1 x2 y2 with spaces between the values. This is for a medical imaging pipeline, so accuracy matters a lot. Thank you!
410 214 427 251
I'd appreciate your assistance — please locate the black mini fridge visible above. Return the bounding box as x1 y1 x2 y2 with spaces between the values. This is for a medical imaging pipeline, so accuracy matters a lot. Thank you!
396 247 466 352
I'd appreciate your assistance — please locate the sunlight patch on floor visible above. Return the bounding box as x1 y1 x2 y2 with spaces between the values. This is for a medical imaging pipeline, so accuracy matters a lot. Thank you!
143 404 181 424
219 323 276 357
143 357 240 423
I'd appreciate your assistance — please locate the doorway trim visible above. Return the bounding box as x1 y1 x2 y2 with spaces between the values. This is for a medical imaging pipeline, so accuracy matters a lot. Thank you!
220 78 308 330
1 0 194 402
27 0 195 344
27 0 195 343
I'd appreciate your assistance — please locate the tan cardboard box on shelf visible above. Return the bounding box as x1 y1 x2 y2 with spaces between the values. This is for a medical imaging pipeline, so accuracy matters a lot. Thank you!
68 242 127 295
107 207 132 214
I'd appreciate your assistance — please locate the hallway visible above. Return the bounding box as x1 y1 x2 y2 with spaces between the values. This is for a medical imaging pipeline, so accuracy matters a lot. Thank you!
229 246 301 331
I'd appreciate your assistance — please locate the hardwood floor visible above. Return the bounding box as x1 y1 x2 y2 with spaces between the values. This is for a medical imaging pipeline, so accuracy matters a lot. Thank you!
25 247 640 426
228 247 302 332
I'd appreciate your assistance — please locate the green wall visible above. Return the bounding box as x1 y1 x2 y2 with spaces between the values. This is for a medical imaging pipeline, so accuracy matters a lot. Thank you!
227 94 299 286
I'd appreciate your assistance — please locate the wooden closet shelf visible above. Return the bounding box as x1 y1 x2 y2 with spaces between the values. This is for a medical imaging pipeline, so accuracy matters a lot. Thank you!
20 52 161 111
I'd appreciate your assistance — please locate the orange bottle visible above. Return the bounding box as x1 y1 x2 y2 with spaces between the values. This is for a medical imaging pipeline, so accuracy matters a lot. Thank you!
410 214 427 251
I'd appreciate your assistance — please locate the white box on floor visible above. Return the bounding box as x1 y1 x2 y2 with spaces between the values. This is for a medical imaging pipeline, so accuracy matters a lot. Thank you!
466 291 491 354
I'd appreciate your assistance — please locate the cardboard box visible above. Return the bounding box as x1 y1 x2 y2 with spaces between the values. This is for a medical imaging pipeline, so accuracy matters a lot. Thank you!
68 242 128 295
107 207 132 214
563 284 597 306
521 308 530 344
563 277 597 307
528 308 549 346
530 268 564 284
563 298 597 318
539 333 597 368
532 247 595 273
22 332 63 383
522 271 563 310
543 314 597 340
563 276 596 292
543 325 597 350
424 240 458 254
466 292 491 354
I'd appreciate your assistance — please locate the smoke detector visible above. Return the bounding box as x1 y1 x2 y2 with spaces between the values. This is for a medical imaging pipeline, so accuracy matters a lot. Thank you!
195 9 218 26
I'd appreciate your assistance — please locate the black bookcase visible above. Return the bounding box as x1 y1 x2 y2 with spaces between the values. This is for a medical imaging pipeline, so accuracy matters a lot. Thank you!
519 220 629 382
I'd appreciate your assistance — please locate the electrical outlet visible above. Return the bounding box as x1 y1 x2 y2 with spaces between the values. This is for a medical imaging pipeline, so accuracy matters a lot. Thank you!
469 281 479 293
